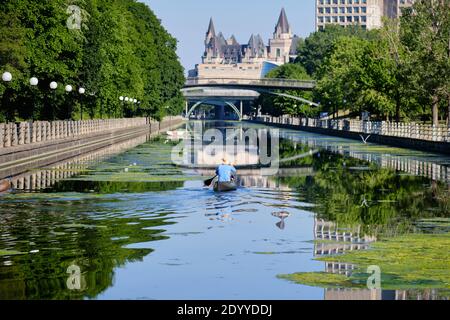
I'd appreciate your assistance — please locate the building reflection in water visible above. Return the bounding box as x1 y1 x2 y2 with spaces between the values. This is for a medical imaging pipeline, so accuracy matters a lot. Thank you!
314 219 448 300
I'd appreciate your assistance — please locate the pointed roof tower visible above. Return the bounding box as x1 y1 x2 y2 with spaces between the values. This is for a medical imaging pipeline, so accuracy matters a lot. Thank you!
205 17 216 47
206 17 216 37
227 35 239 46
274 8 291 36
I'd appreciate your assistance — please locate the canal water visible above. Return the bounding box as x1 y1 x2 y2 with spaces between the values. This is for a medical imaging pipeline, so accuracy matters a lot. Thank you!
0 121 448 300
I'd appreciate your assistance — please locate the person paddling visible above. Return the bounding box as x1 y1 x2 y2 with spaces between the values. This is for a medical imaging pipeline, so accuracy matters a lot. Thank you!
216 158 236 184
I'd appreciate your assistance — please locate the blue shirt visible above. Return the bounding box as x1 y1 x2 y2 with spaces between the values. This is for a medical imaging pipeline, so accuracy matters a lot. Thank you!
216 165 237 182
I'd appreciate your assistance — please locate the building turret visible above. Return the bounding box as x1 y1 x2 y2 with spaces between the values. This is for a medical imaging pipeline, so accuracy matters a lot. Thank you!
227 35 239 46
274 8 292 39
269 8 294 63
205 17 216 46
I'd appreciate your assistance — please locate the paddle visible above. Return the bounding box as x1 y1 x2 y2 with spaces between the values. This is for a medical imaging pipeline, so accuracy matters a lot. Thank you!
204 175 217 187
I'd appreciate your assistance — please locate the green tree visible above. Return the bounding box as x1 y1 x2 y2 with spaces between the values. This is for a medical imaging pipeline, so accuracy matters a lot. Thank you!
259 63 314 116
400 0 450 126
315 36 370 117
296 25 374 77
0 0 185 122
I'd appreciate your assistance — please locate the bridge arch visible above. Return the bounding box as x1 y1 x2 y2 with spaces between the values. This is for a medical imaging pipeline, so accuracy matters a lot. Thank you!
186 100 242 120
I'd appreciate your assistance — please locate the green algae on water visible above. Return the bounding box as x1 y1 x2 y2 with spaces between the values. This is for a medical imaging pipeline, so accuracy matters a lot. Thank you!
278 272 361 289
0 250 26 257
279 233 450 290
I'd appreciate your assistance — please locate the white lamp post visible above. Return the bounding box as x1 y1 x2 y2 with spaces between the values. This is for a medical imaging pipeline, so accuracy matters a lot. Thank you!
2 72 12 82
30 77 39 86
29 78 39 118
79 87 85 120
65 85 73 120
49 82 58 120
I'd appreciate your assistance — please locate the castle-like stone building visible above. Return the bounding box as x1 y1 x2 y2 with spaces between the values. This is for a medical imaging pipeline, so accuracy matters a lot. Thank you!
189 8 300 80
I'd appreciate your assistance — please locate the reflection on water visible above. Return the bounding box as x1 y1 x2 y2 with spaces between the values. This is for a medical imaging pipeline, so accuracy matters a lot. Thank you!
281 130 450 183
176 121 277 168
0 121 449 300
8 134 150 192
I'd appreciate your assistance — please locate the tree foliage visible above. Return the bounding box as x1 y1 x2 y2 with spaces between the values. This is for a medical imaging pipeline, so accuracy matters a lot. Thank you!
0 0 185 122
296 25 375 77
400 0 450 125
293 1 450 124
259 63 314 117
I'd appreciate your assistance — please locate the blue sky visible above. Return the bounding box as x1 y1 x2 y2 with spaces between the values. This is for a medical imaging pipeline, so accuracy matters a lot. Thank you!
143 0 316 73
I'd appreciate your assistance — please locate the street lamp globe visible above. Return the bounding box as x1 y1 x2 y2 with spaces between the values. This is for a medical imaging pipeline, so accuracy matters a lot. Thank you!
2 72 12 82
30 77 39 86
65 85 73 93
134 99 137 103
125 97 129 102
50 81 58 90
79 87 85 94
119 96 124 101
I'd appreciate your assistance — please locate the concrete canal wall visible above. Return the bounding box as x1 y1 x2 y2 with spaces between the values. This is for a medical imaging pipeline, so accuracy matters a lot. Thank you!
250 116 450 155
0 116 184 180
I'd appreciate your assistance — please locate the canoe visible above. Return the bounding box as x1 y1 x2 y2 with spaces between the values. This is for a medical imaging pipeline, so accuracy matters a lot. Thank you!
213 181 237 192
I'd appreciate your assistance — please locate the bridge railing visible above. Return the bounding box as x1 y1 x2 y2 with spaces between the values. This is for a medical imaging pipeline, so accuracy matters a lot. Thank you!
254 115 450 143
185 77 316 89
